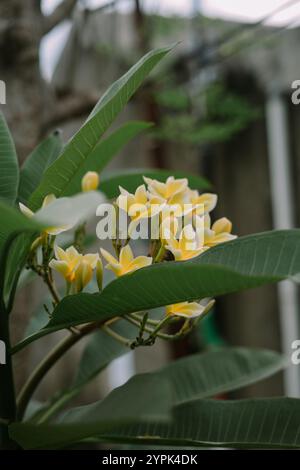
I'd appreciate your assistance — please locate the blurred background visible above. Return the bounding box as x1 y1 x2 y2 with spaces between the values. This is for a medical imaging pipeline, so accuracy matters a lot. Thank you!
1 0 300 409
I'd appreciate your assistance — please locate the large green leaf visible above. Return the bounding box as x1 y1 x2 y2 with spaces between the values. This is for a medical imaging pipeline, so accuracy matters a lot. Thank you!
18 131 63 204
100 169 211 199
150 348 285 404
70 347 285 414
9 348 285 448
29 46 173 211
59 122 152 197
0 112 19 205
12 230 300 351
96 398 300 449
9 374 172 449
74 321 136 388
31 321 137 423
39 343 282 425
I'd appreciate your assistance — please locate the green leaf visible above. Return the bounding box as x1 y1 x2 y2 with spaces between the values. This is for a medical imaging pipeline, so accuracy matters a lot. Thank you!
12 229 300 351
74 321 136 388
96 398 300 449
9 374 172 449
59 122 152 197
29 46 173 210
0 112 19 205
32 321 137 423
9 348 285 448
152 348 285 405
100 169 211 199
0 203 42 310
56 346 285 420
18 131 63 204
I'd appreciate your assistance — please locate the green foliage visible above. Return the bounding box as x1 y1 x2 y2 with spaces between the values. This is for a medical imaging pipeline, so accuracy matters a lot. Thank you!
13 229 300 352
155 83 260 145
29 46 173 210
0 112 19 205
1 46 300 452
99 397 300 449
0 203 42 310
10 374 172 449
9 348 285 449
18 131 63 204
53 121 152 198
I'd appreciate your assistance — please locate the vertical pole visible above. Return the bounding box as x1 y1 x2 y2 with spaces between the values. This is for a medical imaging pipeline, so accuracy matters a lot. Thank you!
266 92 300 397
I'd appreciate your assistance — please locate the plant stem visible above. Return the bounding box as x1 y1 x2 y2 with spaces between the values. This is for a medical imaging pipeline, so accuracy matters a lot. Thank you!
43 269 60 305
130 311 160 326
0 302 16 449
154 243 166 263
16 322 99 421
37 388 79 424
124 314 179 342
101 324 133 347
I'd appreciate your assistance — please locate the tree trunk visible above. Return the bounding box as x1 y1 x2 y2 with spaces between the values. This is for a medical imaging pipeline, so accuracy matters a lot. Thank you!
0 0 52 160
0 0 53 404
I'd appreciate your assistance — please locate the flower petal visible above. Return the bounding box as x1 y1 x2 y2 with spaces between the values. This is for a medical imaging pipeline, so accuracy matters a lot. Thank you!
100 248 118 266
212 217 232 234
127 255 152 273
42 194 56 208
49 259 69 278
119 244 134 267
83 253 99 269
19 202 34 218
54 245 68 261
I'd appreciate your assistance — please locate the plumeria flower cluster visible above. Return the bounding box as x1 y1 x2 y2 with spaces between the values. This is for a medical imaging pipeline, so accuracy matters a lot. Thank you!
103 175 236 327
20 171 236 348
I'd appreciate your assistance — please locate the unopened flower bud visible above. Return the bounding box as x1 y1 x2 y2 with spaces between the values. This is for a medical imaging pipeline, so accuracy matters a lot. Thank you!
81 171 99 192
30 236 42 252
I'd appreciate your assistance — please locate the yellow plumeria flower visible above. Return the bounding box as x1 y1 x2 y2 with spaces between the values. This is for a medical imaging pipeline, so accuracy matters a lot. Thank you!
166 298 215 318
204 215 237 247
144 176 188 205
49 245 82 282
117 184 165 236
49 246 99 290
75 261 93 292
100 244 152 277
81 171 99 192
74 253 98 291
160 214 179 243
117 184 165 220
19 194 71 235
165 224 207 261
189 190 218 215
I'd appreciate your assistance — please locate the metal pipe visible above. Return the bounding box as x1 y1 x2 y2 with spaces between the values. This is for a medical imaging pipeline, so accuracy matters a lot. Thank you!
266 92 300 397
